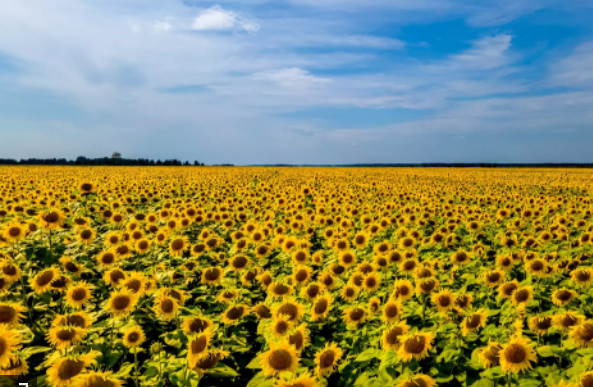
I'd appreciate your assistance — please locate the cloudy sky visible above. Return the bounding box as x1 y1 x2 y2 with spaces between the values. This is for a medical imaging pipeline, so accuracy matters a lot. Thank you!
1 0 593 164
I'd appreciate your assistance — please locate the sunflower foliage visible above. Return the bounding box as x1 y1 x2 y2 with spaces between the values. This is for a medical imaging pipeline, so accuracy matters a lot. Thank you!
2 167 593 387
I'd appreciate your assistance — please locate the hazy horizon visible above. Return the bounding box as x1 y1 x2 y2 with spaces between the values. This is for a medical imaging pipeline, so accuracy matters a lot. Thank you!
2 0 593 165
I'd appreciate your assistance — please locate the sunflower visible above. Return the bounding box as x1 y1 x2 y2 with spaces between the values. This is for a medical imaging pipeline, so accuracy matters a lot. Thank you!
3 222 26 242
292 266 313 286
498 280 520 299
135 238 152 254
400 259 418 274
268 282 294 299
394 375 436 387
242 267 261 286
230 254 250 272
552 288 578 307
77 371 124 387
59 256 83 277
571 268 593 286
416 278 440 295
201 266 224 285
511 286 533 306
51 275 72 293
0 325 20 368
0 302 27 326
53 312 93 329
0 259 21 283
114 243 133 259
398 237 416 250
77 228 96 245
105 288 138 317
0 355 29 376
216 289 240 304
461 309 487 336
260 340 299 377
362 272 381 292
569 321 593 348
222 304 250 325
382 320 410 351
96 249 118 268
314 342 342 376
553 312 584 331
271 314 294 338
483 270 505 287
343 307 368 327
319 272 336 290
393 279 414 302
103 268 126 287
120 272 146 297
432 289 456 314
169 236 189 256
287 324 309 353
311 294 332 321
79 181 97 194
451 250 471 265
122 326 145 348
382 299 403 324
477 341 502 368
46 352 97 387
65 281 94 309
274 300 305 323
38 208 66 229
253 302 272 320
499 336 537 374
30 267 60 294
525 258 548 276
47 325 86 349
341 284 359 302
352 232 369 250
191 349 230 376
182 316 213 335
187 328 215 367
397 331 434 362
368 297 381 314
274 371 319 387
528 316 553 336
497 255 515 271
153 295 179 321
257 271 273 289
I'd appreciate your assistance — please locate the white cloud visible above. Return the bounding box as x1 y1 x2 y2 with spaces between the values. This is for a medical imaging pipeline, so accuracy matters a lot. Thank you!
449 34 513 70
191 6 260 33
253 68 330 88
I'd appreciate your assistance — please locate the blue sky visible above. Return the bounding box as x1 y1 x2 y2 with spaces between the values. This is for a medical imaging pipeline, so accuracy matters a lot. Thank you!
1 0 593 164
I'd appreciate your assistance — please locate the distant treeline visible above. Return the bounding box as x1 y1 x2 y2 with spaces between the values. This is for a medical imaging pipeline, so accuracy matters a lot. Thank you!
258 163 593 168
0 157 205 166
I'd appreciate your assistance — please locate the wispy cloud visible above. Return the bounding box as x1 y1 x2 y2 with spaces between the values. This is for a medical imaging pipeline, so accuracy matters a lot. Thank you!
191 6 259 33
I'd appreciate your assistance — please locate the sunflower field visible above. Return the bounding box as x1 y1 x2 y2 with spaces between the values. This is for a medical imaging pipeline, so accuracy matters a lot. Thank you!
3 166 593 387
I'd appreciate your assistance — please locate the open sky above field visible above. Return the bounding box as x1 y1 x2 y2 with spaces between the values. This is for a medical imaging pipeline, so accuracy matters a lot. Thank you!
1 0 593 165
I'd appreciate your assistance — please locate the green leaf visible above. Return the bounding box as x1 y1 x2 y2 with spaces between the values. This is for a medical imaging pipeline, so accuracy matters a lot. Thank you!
354 348 381 362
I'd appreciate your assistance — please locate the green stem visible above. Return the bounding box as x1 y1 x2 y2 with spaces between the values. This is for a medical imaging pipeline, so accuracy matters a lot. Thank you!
134 349 139 387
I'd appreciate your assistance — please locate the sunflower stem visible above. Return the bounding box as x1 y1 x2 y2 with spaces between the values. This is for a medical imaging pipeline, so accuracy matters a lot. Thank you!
134 349 139 387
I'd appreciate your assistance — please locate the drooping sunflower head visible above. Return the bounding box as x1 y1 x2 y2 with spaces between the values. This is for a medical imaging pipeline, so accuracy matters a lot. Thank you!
311 294 332 321
182 316 213 335
314 342 342 377
222 304 250 325
46 351 97 387
528 315 553 336
343 307 368 327
381 321 410 351
192 349 230 376
0 355 29 376
274 300 304 323
187 328 214 368
394 375 437 387
77 371 124 387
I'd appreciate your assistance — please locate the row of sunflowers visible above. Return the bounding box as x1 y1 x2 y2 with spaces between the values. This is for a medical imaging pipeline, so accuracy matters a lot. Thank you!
1 166 593 387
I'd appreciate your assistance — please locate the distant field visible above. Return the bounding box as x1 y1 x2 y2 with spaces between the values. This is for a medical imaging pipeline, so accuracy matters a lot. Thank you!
1 166 593 387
